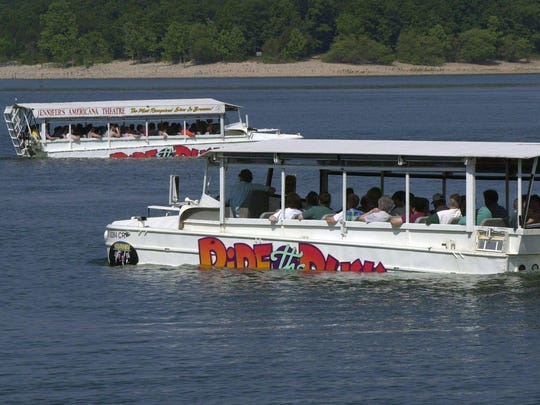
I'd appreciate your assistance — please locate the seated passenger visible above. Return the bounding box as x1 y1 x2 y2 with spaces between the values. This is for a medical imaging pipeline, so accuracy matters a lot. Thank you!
269 192 303 222
483 189 508 223
427 194 462 224
431 193 448 213
148 123 159 136
525 194 540 226
458 195 492 225
360 187 382 211
181 126 195 136
87 127 102 139
390 190 412 216
159 123 169 139
226 169 275 217
357 195 394 223
318 191 332 210
298 191 335 220
326 193 363 224
106 124 121 138
402 196 430 223
47 125 64 140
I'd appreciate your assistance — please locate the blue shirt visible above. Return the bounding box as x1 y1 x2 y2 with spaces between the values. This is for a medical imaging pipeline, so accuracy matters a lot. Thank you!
226 181 269 217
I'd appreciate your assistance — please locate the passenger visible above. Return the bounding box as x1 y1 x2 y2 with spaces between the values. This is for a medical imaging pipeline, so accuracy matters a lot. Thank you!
181 125 195 136
483 189 508 223
319 191 332 210
390 190 413 216
168 123 180 135
269 192 303 222
107 124 121 138
357 195 394 223
428 193 462 224
458 195 492 225
431 193 448 213
46 126 61 140
326 193 362 224
525 194 540 225
88 127 102 139
360 187 382 211
159 123 169 139
298 191 335 220
403 196 430 223
30 125 40 140
65 124 81 141
136 124 146 136
148 122 159 136
226 169 275 218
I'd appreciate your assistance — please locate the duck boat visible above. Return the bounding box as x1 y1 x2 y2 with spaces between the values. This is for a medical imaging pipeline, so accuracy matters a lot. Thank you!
3 98 302 158
105 139 540 274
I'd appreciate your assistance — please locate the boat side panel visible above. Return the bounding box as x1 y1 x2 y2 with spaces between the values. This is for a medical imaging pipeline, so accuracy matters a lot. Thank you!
105 218 528 274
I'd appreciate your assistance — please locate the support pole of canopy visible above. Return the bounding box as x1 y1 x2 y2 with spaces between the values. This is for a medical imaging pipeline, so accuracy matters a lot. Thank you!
517 160 523 229
523 157 538 227
280 168 286 224
405 172 410 223
341 171 348 236
219 158 225 225
465 158 476 232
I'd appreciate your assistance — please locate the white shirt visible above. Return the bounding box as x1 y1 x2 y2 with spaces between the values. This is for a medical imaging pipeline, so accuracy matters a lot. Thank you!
271 208 302 221
437 208 462 224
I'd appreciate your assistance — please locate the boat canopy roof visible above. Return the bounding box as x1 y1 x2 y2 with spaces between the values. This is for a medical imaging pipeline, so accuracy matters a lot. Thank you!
11 98 240 120
205 139 540 175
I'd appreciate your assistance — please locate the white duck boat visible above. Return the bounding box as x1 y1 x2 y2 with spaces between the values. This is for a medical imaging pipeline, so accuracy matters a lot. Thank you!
3 98 302 158
105 139 540 274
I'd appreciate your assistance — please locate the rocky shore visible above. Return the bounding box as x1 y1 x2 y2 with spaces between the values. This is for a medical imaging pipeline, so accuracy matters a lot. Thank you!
1 59 540 79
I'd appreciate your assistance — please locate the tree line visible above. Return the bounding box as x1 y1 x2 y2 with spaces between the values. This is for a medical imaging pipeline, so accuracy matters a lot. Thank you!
0 0 538 68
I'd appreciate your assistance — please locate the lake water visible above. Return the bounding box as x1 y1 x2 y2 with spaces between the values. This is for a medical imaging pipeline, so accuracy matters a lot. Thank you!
1 75 540 403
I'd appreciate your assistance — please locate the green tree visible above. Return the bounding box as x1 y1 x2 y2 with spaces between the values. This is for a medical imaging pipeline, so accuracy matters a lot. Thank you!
323 34 394 65
303 0 337 53
161 22 189 64
77 31 112 67
188 22 221 64
281 28 309 61
499 35 533 62
122 20 158 62
216 26 248 62
38 0 79 66
396 25 448 66
457 28 497 63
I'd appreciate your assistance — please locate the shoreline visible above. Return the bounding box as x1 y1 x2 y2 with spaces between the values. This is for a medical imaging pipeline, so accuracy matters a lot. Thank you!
1 59 540 79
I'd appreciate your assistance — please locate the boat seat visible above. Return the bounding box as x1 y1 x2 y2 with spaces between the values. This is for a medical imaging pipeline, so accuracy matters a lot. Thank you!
238 189 269 218
244 189 270 218
179 207 219 229
415 216 429 223
480 218 506 227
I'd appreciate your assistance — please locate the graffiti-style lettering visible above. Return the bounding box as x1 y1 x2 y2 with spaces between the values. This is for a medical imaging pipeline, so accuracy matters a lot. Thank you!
197 237 387 272
109 145 210 159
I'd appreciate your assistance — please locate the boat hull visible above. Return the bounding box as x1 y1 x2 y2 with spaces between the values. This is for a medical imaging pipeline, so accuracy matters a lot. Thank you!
30 133 302 159
105 217 539 274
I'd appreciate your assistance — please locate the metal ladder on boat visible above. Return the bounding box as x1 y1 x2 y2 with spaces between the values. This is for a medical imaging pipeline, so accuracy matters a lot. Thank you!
4 106 26 156
3 105 32 157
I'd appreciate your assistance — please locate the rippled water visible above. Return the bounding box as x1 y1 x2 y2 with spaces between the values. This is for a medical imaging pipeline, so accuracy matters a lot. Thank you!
1 76 540 403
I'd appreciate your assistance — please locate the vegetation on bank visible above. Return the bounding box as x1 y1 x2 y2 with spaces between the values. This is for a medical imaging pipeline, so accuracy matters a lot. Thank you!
0 0 538 68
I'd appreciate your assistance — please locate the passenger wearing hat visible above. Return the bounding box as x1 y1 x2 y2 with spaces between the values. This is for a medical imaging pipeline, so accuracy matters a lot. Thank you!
431 193 448 213
226 169 275 217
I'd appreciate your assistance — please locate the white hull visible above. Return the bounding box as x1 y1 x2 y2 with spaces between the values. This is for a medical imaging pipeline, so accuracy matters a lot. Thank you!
105 209 539 274
30 132 301 159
